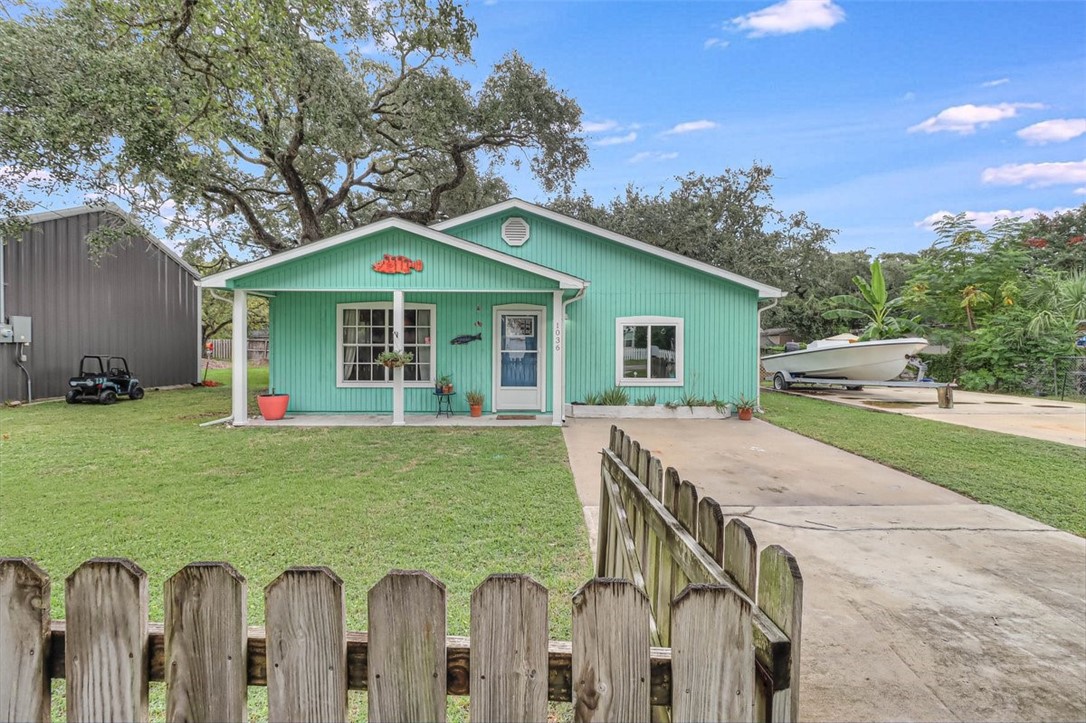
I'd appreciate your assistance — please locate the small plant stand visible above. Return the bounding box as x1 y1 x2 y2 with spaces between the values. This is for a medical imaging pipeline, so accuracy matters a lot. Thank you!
434 391 455 418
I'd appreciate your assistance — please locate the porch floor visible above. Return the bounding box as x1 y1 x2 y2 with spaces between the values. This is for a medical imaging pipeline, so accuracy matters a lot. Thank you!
244 413 555 427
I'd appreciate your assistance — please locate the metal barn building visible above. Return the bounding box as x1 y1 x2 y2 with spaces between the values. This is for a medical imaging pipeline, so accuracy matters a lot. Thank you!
0 205 200 402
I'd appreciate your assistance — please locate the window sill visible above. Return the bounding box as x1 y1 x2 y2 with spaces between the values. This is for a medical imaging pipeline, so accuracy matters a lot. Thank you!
616 379 684 387
336 381 437 389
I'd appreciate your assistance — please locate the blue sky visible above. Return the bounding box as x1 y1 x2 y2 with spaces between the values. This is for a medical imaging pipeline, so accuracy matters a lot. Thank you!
465 0 1086 254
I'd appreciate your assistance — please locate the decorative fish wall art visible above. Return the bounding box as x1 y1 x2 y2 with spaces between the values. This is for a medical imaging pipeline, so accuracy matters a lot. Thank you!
450 333 483 345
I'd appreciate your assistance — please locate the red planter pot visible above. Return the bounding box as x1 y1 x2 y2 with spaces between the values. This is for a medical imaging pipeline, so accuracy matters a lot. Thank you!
257 394 290 421
470 404 482 418
737 407 753 421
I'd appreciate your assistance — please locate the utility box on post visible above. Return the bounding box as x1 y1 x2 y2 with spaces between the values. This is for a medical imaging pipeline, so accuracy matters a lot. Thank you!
10 316 32 344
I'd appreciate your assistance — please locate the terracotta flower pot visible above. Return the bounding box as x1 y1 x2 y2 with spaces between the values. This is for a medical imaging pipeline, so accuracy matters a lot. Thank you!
443 385 453 394
470 404 482 417
257 393 290 421
738 407 753 421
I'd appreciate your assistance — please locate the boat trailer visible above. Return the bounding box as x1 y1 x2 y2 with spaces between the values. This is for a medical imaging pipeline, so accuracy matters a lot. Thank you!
769 370 956 409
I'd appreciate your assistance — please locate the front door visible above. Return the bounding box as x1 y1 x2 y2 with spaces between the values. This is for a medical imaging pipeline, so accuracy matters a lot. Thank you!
493 307 545 411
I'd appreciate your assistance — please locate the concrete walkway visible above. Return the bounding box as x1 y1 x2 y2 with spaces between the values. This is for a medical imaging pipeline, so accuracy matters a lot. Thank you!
777 386 1086 447
562 417 1086 722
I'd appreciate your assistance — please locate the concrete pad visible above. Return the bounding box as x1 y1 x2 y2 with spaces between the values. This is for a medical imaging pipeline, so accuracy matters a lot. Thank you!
779 386 1086 448
561 417 1086 721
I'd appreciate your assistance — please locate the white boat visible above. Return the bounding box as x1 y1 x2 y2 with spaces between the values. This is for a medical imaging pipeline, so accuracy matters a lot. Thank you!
762 335 929 382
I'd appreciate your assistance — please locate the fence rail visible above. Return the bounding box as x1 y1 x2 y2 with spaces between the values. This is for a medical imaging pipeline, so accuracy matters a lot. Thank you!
597 425 804 722
208 337 268 362
1 557 767 722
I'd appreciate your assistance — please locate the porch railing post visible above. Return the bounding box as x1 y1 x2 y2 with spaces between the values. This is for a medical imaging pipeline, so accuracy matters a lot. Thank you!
552 290 564 426
232 290 248 425
392 290 405 425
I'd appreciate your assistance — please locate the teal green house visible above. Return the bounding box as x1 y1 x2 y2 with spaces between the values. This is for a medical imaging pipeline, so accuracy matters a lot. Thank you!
200 199 784 426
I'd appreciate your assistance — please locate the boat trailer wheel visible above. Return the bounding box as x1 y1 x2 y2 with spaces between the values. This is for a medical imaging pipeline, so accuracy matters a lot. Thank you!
773 372 790 391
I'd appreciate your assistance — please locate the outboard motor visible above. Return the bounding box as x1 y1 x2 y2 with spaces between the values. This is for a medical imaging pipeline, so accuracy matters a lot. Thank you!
784 341 802 352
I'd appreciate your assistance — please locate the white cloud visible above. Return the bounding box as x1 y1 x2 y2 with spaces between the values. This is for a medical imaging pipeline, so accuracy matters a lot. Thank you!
1016 118 1086 145
731 0 845 38
580 120 619 133
917 207 1070 230
704 38 730 50
1075 187 1086 196
597 132 637 147
662 120 718 135
0 166 53 184
981 159 1086 188
981 78 1010 88
902 91 916 102
908 102 1044 135
629 151 678 164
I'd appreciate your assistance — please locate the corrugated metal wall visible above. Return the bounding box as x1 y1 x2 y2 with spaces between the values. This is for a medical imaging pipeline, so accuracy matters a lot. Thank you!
443 212 759 404
0 210 200 402
270 291 553 414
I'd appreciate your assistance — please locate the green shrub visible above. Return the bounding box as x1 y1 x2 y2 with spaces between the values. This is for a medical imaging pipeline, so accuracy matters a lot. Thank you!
634 394 656 406
598 387 630 406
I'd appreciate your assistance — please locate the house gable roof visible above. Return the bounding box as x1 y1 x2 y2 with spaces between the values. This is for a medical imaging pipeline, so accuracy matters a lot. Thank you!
433 198 785 299
25 204 200 278
199 216 588 290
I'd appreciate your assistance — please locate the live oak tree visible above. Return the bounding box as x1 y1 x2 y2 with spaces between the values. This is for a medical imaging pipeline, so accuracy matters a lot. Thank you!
0 0 586 259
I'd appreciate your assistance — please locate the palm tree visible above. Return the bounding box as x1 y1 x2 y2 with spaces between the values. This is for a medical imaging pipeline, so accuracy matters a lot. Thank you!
1026 270 1086 347
823 259 923 340
959 284 992 331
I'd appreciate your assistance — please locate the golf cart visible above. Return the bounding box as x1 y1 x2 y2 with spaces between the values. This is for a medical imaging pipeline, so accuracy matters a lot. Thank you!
66 355 144 404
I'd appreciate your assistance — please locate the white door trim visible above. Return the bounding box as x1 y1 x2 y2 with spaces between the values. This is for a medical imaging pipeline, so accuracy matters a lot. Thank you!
492 304 547 412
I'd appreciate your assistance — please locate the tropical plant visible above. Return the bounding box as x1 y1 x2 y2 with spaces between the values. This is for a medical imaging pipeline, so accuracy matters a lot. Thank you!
1025 270 1086 346
959 284 993 331
598 387 630 406
465 390 484 406
823 259 923 340
731 394 757 412
634 394 656 406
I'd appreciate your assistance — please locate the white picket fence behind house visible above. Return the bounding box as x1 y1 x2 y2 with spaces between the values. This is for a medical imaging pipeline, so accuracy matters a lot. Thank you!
208 337 268 362
0 558 782 722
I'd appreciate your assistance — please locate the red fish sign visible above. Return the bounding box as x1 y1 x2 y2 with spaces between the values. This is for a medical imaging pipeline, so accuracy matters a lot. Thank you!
373 254 424 274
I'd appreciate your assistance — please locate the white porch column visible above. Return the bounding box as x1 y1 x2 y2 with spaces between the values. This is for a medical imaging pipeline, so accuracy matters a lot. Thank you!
392 290 405 425
552 290 565 426
231 289 249 425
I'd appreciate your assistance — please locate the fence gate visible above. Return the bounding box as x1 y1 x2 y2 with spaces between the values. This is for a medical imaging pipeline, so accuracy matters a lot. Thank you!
596 425 803 722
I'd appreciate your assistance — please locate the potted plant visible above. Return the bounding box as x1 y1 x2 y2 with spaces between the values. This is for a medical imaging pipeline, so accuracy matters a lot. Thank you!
437 373 454 394
732 394 757 421
257 388 290 421
466 390 484 417
377 350 413 369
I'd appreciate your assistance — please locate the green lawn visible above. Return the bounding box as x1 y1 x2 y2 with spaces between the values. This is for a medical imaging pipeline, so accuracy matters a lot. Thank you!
759 390 1086 536
0 366 591 636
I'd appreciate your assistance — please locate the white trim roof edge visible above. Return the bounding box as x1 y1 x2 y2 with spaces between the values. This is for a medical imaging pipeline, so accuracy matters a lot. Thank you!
198 216 587 290
24 204 200 279
434 198 785 298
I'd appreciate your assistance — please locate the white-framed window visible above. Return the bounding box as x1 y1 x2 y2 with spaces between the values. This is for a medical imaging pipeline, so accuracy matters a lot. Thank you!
337 302 436 387
615 316 683 386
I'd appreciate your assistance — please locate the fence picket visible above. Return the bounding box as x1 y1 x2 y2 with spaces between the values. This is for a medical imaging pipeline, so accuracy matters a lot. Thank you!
0 558 50 722
696 498 725 564
65 558 148 722
724 520 759 598
469 575 549 722
164 563 247 722
572 579 651 722
368 570 447 722
671 585 754 723
759 546 804 723
265 567 347 722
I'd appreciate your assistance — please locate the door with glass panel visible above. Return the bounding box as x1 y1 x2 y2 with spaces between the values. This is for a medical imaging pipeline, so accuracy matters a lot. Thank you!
493 307 545 410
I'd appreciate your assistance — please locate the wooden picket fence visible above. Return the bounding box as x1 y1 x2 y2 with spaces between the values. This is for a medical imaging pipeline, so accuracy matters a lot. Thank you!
2 557 773 722
597 425 804 723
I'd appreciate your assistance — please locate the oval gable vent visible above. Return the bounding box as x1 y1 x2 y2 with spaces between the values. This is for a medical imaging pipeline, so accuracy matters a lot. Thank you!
501 216 530 247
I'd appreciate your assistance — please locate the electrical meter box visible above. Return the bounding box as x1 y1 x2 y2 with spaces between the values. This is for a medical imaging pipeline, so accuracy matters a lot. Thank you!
10 316 31 343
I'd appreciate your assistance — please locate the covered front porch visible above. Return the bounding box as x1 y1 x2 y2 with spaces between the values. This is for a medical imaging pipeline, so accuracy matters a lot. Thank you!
244 412 554 427
199 217 587 427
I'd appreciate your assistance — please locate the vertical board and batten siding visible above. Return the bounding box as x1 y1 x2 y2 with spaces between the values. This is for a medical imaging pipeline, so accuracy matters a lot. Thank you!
443 213 760 404
0 211 199 401
270 291 554 414
231 229 560 292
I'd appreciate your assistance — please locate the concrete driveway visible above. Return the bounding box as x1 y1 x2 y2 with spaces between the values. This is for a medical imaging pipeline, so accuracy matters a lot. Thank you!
563 418 1086 722
777 386 1086 447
